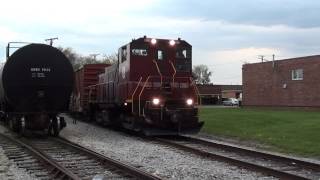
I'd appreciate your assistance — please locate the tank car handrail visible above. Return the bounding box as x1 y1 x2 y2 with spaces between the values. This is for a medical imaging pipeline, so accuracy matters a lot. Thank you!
6 42 33 60
131 77 143 113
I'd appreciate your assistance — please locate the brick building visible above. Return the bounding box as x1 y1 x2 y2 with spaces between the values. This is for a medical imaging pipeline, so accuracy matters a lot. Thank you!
197 84 242 105
242 55 320 107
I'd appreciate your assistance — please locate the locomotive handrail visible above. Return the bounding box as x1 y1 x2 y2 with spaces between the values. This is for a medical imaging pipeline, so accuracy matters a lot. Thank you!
131 77 143 113
189 77 201 105
87 82 115 103
87 81 114 88
169 61 177 84
152 60 163 85
138 76 151 116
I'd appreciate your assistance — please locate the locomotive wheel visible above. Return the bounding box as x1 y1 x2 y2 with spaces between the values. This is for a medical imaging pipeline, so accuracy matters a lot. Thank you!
18 117 26 136
101 110 111 126
52 118 59 137
48 118 59 137
9 118 18 132
121 114 140 131
95 112 103 124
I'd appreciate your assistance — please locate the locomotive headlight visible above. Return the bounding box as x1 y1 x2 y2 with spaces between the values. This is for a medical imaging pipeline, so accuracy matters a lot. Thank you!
151 38 157 45
169 40 175 46
152 98 160 105
186 99 193 105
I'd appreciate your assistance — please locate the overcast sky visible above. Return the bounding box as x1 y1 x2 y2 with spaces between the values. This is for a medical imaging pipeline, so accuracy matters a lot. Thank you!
1 0 320 84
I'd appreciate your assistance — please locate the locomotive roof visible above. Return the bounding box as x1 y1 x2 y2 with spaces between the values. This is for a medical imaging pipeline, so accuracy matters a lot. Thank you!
126 36 191 47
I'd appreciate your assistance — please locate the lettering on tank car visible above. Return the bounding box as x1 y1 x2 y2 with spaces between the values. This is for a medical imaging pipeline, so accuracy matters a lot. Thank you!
30 67 51 78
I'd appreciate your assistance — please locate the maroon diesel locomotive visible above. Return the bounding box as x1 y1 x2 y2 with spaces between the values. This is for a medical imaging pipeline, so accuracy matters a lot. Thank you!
84 36 203 135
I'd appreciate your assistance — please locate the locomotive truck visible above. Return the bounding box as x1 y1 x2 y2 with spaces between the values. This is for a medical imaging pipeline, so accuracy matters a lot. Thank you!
0 43 74 136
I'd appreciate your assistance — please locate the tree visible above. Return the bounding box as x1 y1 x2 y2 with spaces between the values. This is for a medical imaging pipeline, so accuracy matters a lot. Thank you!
58 47 82 70
193 65 212 84
101 53 118 64
58 47 117 70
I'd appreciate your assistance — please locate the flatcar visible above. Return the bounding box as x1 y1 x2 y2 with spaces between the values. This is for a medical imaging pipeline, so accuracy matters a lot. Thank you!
73 36 203 135
0 43 74 136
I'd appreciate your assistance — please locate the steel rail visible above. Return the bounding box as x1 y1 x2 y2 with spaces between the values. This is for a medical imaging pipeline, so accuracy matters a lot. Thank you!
154 137 313 180
0 133 79 180
181 136 320 172
55 136 162 180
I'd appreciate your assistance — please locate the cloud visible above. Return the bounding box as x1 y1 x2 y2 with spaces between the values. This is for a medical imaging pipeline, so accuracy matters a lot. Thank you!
1 1 320 84
0 27 20 43
146 0 320 28
193 47 282 84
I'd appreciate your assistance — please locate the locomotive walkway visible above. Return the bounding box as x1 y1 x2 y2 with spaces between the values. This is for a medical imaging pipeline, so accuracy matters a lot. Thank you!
0 133 162 180
153 136 320 180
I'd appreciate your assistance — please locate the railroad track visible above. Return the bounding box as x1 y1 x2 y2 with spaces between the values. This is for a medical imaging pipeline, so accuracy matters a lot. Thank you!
27 137 161 180
0 133 77 179
0 133 161 180
154 136 320 180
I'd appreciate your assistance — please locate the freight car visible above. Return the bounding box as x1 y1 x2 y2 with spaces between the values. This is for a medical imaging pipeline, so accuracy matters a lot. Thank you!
69 64 110 114
0 43 74 136
82 36 204 135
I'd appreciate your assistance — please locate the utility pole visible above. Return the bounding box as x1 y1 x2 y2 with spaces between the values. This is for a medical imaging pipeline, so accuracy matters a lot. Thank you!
258 55 265 62
45 37 58 46
90 53 100 60
272 54 276 68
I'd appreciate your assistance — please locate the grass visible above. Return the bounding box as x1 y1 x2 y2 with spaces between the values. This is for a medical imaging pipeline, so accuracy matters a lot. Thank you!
200 107 320 157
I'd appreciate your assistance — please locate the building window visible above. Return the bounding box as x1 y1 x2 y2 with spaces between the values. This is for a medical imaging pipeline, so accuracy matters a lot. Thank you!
292 69 303 80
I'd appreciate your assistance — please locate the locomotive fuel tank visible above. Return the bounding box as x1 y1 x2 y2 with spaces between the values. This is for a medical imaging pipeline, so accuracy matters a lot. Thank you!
0 43 74 113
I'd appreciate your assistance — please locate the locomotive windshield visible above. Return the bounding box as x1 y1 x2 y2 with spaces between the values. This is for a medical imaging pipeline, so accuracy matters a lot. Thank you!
175 47 192 72
176 48 191 59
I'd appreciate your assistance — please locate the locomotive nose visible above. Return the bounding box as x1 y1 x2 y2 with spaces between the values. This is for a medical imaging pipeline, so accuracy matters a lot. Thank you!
171 113 181 123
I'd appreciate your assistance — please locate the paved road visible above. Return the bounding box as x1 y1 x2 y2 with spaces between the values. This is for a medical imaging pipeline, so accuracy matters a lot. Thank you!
199 105 240 108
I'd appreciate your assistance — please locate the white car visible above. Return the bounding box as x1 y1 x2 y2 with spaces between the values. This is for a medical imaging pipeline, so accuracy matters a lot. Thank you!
222 98 239 106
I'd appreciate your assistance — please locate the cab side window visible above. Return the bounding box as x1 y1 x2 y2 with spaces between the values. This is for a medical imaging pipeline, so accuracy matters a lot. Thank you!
157 50 164 60
121 47 127 63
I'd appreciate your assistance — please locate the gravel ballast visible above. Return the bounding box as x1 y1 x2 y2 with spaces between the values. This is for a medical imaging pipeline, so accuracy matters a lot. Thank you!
60 114 276 180
0 124 38 180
